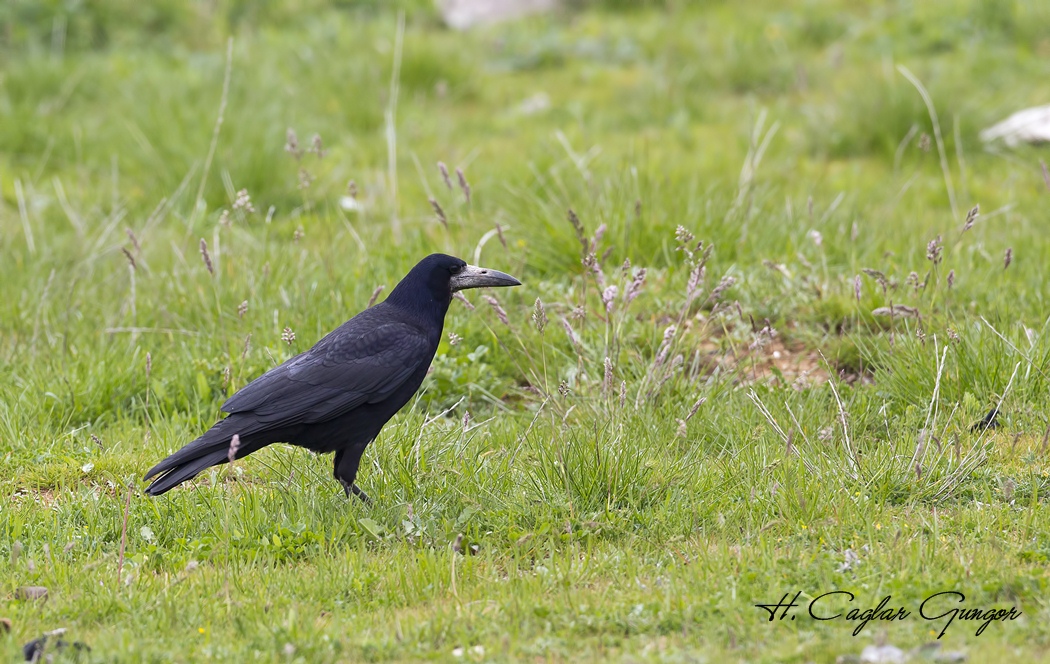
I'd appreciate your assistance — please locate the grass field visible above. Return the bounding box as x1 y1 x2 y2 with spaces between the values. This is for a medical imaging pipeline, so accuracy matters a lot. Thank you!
3 0 1050 661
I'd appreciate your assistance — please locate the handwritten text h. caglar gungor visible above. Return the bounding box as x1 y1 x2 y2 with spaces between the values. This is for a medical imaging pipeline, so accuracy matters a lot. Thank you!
755 590 1022 638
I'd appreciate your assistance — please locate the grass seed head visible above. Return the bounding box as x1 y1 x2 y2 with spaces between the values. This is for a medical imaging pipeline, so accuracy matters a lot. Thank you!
561 318 582 352
567 209 587 255
429 198 447 228
233 189 255 213
125 228 141 252
686 263 705 302
456 167 471 203
199 239 213 275
947 270 955 289
227 434 241 465
872 304 920 319
582 253 605 287
592 223 606 252
483 295 509 325
963 204 979 232
453 291 475 310
309 134 325 159
675 225 694 247
764 259 789 278
368 286 384 308
625 268 646 304
438 162 452 190
709 275 736 302
285 128 302 160
862 268 889 294
281 327 296 345
686 396 706 421
1004 247 1013 270
238 300 248 318
926 235 943 264
532 298 547 332
749 319 777 351
654 325 677 367
601 285 618 313
906 271 923 292
122 246 137 270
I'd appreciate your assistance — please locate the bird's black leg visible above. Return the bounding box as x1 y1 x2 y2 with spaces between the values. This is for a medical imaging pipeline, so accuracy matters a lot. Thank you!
349 483 372 505
333 447 370 505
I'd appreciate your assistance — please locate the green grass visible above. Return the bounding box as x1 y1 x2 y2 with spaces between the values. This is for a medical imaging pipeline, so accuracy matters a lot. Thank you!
3 0 1050 660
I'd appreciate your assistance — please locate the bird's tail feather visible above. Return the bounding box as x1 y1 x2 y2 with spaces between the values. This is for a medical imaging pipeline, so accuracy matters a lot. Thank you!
143 417 265 496
144 448 233 496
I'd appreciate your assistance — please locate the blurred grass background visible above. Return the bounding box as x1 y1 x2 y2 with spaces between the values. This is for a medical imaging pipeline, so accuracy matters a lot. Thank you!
3 0 1050 661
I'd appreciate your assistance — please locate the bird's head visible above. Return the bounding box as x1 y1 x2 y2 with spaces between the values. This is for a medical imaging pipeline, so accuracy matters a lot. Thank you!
387 254 521 311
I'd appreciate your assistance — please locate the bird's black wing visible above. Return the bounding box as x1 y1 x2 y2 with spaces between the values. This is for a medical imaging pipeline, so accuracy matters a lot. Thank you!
221 319 432 426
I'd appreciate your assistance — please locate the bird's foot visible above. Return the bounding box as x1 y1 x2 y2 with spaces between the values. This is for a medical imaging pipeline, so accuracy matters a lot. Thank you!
340 480 372 505
351 484 373 505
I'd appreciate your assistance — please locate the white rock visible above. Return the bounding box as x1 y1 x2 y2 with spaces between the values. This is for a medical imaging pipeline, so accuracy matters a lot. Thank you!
436 0 560 30
980 105 1050 147
860 644 907 664
339 196 365 212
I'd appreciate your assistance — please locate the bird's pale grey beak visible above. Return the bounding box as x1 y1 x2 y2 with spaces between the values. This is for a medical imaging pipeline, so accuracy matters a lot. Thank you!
450 264 522 292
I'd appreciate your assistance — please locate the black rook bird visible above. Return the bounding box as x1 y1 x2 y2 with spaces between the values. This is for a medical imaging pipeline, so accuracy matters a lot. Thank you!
144 254 520 503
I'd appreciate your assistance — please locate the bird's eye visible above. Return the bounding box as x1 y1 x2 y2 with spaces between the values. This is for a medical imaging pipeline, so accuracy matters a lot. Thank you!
450 265 462 275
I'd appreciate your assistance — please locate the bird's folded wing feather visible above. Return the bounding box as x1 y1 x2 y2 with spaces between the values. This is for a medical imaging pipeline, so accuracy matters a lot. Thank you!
221 321 432 425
